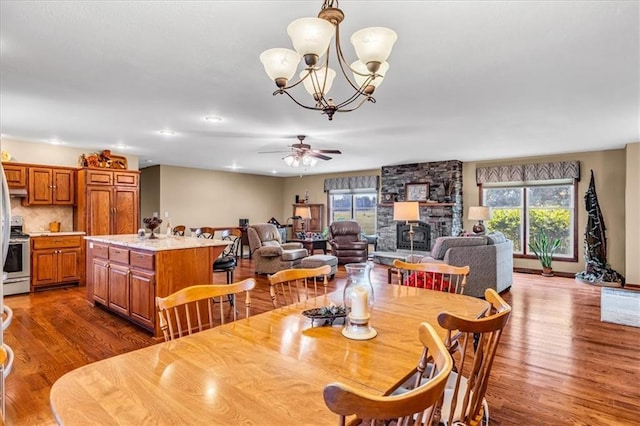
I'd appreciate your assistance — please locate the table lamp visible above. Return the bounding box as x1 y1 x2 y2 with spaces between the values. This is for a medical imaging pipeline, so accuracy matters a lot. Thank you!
468 206 491 234
294 206 312 237
393 202 420 262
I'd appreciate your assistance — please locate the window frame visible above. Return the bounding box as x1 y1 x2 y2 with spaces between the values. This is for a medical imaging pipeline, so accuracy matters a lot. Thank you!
327 189 378 235
480 180 579 263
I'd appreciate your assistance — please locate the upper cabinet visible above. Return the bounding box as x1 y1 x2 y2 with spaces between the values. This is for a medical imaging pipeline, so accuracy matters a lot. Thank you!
28 167 75 205
2 163 27 188
2 162 75 205
75 168 140 236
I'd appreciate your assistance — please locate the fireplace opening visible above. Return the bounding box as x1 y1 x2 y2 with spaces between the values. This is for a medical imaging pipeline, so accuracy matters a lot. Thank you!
397 221 431 251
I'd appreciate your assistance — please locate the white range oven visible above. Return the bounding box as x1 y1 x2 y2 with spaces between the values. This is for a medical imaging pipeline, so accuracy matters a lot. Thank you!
2 216 30 295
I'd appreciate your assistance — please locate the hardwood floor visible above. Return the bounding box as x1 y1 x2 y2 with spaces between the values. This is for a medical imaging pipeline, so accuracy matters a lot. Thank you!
3 260 640 425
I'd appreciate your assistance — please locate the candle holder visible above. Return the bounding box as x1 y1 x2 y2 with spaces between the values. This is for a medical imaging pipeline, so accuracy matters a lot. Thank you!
342 262 377 340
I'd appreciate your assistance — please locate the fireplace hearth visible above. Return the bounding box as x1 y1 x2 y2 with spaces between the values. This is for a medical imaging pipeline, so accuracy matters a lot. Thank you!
397 221 431 251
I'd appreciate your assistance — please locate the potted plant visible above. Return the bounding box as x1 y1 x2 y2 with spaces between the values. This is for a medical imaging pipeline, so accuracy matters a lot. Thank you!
528 230 561 277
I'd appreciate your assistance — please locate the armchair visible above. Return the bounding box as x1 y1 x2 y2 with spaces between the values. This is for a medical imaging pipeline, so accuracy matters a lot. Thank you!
247 223 308 274
328 221 368 264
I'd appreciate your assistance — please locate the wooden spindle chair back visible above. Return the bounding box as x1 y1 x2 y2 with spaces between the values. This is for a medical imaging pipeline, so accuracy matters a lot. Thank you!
436 288 512 426
393 259 470 294
267 265 331 308
196 226 215 239
172 225 186 236
323 322 453 426
155 279 256 342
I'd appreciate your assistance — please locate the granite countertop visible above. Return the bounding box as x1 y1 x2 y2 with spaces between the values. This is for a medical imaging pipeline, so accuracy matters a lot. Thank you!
28 231 86 237
84 234 231 252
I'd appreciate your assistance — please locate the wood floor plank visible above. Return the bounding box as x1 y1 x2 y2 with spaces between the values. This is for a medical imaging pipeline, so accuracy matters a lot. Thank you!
2 260 640 425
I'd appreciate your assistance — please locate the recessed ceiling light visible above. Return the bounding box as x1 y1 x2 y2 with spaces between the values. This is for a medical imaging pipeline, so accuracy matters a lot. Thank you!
158 130 175 136
49 139 64 145
146 159 154 163
271 170 277 174
204 116 223 123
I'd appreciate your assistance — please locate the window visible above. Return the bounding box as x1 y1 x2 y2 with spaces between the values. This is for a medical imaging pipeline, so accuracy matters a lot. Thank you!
482 183 576 259
329 190 377 235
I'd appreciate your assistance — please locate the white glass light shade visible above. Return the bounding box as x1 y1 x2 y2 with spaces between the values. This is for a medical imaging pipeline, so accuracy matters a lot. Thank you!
259 48 301 81
350 27 397 64
351 61 389 89
287 17 335 57
301 68 336 96
302 155 318 167
283 155 298 167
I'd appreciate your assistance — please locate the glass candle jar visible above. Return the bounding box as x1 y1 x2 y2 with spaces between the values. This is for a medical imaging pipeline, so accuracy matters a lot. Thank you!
342 262 377 340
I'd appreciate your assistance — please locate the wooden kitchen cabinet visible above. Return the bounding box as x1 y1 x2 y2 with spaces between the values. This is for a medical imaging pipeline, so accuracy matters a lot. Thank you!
88 242 156 331
75 168 140 235
28 166 75 205
2 163 27 188
31 235 83 290
292 203 324 233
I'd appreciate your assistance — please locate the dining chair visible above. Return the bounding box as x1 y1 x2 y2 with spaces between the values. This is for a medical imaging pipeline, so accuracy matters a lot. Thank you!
267 265 332 308
213 229 242 283
196 226 215 239
323 322 453 426
155 278 256 342
436 288 512 426
392 259 470 294
172 225 186 236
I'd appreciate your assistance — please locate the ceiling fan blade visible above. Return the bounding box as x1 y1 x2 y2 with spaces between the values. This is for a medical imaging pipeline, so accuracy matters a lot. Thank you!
313 149 342 154
307 152 332 161
258 150 292 154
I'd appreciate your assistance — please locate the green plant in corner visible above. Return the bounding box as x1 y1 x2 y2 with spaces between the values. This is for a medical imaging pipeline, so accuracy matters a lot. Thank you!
528 229 561 277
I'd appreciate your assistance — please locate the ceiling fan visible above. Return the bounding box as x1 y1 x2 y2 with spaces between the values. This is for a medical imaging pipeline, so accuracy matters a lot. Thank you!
259 135 342 167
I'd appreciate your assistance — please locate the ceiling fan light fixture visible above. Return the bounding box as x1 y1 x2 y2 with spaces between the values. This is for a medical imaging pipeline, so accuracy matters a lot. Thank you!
260 1 397 120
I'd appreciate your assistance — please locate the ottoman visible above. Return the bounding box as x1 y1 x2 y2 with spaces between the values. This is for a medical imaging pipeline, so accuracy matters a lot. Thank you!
299 254 338 279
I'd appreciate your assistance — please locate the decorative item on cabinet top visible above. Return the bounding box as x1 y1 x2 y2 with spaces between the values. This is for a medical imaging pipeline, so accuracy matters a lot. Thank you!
79 150 128 170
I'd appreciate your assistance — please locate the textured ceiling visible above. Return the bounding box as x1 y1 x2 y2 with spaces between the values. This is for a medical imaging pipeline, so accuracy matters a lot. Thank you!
1 1 638 176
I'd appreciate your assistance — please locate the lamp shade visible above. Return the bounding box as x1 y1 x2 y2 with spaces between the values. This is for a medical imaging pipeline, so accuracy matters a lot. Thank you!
294 206 312 219
351 60 389 89
468 206 491 221
259 48 301 81
301 67 336 97
287 17 334 58
393 202 420 221
350 27 397 65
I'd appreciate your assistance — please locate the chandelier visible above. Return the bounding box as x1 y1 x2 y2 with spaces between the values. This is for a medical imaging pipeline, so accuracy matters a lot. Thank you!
259 0 397 121
283 152 318 168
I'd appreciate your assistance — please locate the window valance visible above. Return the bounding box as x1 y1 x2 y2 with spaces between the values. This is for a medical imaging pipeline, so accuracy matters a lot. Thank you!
324 175 379 191
476 161 580 184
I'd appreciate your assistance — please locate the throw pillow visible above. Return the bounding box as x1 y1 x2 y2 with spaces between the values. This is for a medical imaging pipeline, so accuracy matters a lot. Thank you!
486 231 507 245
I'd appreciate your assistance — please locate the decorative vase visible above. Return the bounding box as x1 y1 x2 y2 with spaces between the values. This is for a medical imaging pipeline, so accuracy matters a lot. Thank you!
542 267 554 277
342 263 377 340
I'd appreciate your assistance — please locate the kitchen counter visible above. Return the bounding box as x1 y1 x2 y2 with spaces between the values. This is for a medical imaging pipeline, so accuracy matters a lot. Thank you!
84 234 230 252
28 231 86 237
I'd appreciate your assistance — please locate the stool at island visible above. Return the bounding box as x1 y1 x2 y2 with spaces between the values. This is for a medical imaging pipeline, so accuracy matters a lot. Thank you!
299 255 338 279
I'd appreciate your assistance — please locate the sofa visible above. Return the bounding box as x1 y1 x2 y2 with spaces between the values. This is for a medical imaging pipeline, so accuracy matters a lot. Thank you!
328 221 368 264
247 223 308 274
419 232 513 298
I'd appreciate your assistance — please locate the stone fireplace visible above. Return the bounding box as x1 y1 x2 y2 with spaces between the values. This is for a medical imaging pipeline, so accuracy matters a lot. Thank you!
377 160 463 252
397 221 431 251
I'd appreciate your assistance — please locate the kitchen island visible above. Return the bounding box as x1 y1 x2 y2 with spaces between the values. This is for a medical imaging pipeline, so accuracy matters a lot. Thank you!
85 234 230 338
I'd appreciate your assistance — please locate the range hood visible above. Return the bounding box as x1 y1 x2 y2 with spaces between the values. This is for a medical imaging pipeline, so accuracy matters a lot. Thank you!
9 188 27 198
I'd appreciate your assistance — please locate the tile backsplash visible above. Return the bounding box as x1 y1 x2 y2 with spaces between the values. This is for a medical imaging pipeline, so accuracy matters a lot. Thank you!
10 198 74 232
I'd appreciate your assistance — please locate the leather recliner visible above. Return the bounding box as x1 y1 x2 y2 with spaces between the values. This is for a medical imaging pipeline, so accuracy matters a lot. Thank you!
328 221 368 264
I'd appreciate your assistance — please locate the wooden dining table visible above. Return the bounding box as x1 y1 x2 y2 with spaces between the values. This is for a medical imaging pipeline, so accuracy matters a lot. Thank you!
50 283 489 425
